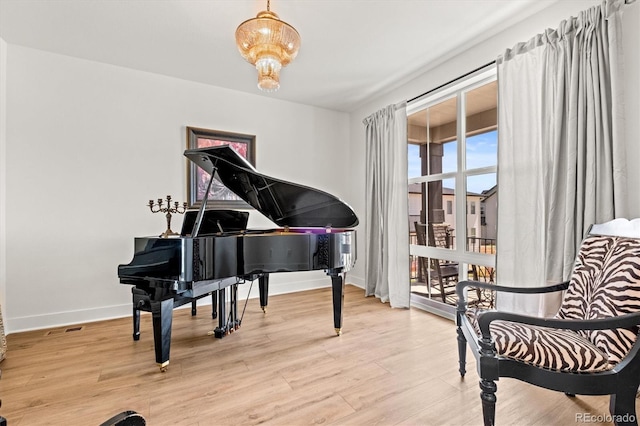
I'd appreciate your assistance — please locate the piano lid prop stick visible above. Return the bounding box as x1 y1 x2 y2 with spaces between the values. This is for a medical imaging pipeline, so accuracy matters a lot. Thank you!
192 165 218 238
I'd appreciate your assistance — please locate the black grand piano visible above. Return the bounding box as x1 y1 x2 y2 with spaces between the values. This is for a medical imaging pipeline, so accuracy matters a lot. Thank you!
118 146 358 371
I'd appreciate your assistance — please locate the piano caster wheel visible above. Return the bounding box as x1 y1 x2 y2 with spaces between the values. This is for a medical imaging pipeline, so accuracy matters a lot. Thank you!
158 362 169 373
261 306 267 313
335 328 342 336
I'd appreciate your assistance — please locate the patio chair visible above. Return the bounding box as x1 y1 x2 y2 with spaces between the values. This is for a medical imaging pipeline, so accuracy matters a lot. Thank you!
414 222 458 303
455 218 640 426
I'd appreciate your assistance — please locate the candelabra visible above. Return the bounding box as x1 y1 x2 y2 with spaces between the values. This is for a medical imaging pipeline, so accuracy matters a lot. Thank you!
148 195 188 238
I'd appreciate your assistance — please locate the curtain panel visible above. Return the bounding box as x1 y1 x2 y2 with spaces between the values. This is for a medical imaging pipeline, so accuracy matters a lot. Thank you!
363 103 410 308
496 0 627 316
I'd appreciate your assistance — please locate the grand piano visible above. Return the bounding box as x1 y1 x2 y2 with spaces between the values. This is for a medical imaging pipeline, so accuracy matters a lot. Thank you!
118 145 358 371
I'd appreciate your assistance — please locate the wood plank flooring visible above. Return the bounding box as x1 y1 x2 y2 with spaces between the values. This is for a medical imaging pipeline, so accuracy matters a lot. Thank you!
0 285 632 425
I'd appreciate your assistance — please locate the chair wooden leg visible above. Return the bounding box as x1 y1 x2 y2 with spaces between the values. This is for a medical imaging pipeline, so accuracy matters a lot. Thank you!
457 326 467 377
480 378 497 426
609 388 638 426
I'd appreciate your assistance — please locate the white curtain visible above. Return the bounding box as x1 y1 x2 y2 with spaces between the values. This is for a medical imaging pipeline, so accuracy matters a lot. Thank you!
496 0 627 316
363 102 410 308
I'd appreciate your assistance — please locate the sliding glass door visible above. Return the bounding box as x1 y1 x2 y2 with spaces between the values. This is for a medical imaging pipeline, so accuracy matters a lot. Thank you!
407 67 498 318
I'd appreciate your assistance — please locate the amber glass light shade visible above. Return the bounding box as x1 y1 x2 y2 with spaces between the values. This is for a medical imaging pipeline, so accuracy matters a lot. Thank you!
235 8 301 92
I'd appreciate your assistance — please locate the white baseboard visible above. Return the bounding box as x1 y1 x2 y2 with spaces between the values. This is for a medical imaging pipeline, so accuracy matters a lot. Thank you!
6 276 360 334
6 303 133 334
347 274 364 290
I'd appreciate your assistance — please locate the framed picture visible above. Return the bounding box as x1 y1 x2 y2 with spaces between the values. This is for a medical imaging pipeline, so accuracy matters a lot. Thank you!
186 126 256 208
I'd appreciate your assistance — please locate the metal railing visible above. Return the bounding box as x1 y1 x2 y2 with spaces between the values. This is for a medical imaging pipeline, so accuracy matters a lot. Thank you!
465 236 496 255
409 233 496 274
409 232 496 306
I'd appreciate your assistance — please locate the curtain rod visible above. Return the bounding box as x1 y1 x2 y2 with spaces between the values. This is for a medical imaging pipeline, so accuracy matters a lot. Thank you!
408 0 634 104
407 60 496 103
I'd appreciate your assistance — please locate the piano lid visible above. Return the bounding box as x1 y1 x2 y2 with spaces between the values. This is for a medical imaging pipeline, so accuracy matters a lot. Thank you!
184 146 359 229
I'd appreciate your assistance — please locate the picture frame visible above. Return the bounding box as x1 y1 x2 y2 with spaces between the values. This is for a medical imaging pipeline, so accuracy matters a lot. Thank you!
186 126 256 209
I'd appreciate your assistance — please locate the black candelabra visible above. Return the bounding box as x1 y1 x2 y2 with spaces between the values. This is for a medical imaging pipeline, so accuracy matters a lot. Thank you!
148 195 187 238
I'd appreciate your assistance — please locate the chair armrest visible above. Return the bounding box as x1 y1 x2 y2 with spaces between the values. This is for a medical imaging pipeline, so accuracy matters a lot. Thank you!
455 280 569 310
477 310 640 338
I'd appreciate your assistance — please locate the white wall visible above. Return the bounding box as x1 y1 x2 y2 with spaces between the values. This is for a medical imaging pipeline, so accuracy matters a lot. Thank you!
4 45 352 333
347 0 640 284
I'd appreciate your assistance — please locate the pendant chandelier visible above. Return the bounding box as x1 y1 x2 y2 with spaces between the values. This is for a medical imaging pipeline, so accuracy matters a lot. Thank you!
235 0 301 92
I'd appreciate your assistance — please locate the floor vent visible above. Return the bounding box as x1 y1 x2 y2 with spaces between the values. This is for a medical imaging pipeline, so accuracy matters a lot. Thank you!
45 326 84 336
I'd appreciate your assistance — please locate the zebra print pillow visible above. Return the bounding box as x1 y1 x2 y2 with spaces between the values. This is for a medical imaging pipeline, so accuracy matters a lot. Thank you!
556 235 640 365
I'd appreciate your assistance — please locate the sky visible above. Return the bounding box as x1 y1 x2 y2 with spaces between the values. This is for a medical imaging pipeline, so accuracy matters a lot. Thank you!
408 130 497 194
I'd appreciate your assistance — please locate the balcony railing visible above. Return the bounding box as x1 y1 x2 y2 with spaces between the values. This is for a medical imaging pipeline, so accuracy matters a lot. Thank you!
466 236 496 255
409 232 496 307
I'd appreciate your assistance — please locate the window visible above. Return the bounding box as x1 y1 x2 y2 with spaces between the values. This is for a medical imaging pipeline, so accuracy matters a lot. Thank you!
408 66 497 316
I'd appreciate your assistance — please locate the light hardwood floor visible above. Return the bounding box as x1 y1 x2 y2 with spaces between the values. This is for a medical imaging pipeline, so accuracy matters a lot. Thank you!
0 285 632 425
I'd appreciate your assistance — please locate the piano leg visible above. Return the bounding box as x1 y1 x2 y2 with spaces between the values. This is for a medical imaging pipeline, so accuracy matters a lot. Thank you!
329 270 345 335
191 300 197 316
259 274 269 313
151 298 173 372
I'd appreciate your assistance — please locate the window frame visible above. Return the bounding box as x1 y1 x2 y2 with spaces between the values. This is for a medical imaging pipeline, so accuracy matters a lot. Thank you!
408 66 497 281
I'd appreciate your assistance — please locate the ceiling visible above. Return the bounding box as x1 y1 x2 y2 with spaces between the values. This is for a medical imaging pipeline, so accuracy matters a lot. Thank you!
0 0 561 112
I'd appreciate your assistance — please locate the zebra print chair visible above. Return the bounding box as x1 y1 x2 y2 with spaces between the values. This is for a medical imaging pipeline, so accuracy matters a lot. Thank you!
456 218 640 426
